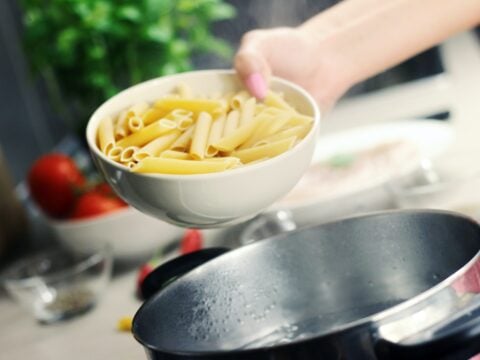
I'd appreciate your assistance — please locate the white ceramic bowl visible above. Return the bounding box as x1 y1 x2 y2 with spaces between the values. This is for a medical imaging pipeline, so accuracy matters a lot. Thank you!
49 207 184 260
86 70 321 228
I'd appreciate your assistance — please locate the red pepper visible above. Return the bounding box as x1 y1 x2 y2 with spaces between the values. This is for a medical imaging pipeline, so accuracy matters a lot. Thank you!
180 229 203 254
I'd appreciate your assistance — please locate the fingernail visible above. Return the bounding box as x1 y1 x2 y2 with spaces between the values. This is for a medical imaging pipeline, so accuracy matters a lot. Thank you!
245 73 267 100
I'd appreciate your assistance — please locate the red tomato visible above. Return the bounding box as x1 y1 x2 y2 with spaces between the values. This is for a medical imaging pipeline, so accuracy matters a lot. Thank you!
70 191 127 220
28 153 86 218
93 182 116 196
137 263 154 289
180 229 203 254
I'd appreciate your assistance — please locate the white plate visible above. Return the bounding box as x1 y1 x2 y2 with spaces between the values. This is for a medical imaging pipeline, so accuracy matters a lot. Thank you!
271 119 455 225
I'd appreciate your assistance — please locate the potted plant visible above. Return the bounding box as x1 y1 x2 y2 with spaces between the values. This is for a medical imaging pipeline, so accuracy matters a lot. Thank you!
19 0 236 134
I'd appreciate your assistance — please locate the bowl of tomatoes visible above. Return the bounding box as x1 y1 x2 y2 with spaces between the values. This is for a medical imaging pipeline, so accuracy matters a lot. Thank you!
27 153 184 260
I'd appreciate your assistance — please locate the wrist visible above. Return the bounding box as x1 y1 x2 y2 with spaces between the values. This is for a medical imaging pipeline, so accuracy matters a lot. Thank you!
296 24 356 106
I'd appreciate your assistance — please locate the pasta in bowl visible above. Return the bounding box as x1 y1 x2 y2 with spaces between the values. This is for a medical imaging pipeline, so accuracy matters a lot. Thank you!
86 70 320 228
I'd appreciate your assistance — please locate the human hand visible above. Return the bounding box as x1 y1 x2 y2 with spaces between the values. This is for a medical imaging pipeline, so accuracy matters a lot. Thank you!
234 27 350 111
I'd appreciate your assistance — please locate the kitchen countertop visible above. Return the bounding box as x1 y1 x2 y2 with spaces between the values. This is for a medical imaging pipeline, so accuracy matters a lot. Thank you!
0 271 145 360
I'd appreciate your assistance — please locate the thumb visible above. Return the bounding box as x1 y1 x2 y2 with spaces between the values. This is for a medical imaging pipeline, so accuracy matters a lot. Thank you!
234 42 271 100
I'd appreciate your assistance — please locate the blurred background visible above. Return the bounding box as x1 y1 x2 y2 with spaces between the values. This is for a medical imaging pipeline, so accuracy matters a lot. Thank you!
0 0 479 262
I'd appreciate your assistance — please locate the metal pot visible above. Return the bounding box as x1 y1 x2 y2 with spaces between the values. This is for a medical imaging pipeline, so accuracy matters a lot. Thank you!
133 210 480 359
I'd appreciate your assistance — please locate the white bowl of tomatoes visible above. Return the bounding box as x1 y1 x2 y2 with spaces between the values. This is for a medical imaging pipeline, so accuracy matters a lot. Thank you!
28 153 184 260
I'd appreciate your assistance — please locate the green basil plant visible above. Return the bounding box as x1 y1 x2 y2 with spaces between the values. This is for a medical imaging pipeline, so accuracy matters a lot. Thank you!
20 0 236 131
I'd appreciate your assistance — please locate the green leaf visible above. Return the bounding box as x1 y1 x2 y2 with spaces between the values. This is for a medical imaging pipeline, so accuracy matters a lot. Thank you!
168 39 189 58
57 28 80 54
144 24 172 43
200 37 232 58
117 5 141 22
203 3 236 21
88 43 106 60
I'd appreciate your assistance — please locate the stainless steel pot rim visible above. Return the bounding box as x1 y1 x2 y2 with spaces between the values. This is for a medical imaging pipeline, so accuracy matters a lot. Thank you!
133 209 480 355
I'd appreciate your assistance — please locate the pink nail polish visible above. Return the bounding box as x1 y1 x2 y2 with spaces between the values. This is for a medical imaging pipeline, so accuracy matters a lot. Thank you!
245 73 267 100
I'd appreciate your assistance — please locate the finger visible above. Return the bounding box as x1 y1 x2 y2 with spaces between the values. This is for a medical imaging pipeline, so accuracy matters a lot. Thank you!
234 44 271 100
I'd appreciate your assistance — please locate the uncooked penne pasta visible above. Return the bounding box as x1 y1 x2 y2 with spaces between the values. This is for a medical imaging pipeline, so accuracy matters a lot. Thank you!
170 109 193 119
286 113 314 127
127 102 149 118
213 117 260 152
120 146 139 162
230 91 249 110
223 110 240 137
190 112 212 160
239 111 290 150
142 107 170 126
132 157 238 175
128 115 144 133
117 119 177 148
107 146 123 161
239 97 256 126
170 125 195 151
264 91 295 112
98 117 115 154
97 85 314 175
154 98 225 114
231 137 297 163
160 150 192 160
206 113 226 157
255 125 312 147
114 111 129 140
134 130 182 161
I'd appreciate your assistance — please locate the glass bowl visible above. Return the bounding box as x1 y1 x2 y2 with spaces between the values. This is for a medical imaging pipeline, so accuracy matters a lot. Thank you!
387 149 480 220
2 245 113 324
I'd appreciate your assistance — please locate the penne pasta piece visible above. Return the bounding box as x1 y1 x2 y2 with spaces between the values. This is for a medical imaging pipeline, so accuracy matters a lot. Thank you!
175 83 192 98
231 137 297 163
239 97 256 126
142 107 171 125
133 129 181 161
254 125 312 147
230 90 249 110
174 116 194 131
254 103 267 115
127 102 149 118
206 113 226 157
120 146 139 162
264 91 295 111
245 157 269 166
159 150 192 160
206 156 242 168
98 116 115 154
239 111 291 149
286 113 314 127
132 157 238 175
223 109 240 137
170 125 195 151
154 98 225 114
128 115 144 133
212 117 260 152
170 109 193 119
114 111 129 140
117 119 177 148
134 130 182 161
125 161 137 169
107 146 123 161
190 112 213 160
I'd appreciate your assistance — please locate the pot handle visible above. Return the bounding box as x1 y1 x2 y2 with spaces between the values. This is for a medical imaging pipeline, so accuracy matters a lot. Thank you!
375 298 480 360
139 247 230 300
